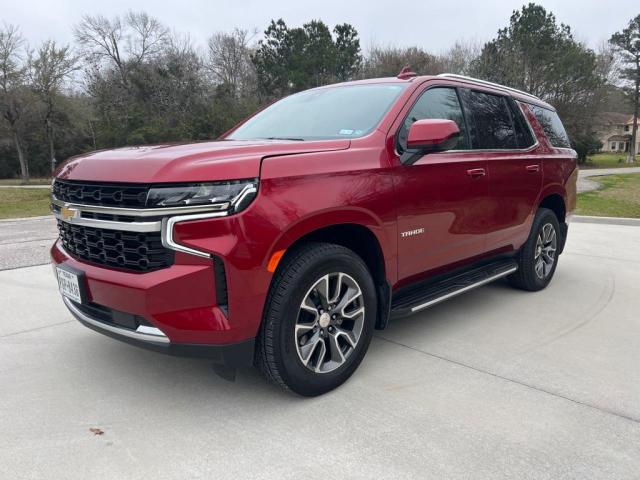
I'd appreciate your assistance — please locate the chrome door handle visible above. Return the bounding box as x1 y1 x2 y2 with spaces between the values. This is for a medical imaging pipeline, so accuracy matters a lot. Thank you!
466 168 486 178
525 164 540 173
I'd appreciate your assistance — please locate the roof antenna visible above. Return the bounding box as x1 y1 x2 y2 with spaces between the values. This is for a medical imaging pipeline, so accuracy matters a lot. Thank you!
397 65 417 80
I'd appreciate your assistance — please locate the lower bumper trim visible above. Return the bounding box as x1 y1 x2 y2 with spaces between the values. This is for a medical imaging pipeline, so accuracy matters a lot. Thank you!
64 296 169 344
62 296 256 366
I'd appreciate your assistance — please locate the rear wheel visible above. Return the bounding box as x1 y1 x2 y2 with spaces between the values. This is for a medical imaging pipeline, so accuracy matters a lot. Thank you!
509 208 561 291
256 242 376 396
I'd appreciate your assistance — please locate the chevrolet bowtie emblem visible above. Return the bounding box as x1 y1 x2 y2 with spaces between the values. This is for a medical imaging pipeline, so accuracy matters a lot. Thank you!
60 206 80 221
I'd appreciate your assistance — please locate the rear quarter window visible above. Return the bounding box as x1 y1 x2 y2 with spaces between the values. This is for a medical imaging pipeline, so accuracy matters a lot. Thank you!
529 105 571 148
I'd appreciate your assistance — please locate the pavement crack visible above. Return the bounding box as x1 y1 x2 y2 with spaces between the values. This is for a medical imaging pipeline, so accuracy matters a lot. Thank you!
0 320 74 338
0 262 52 272
374 334 640 425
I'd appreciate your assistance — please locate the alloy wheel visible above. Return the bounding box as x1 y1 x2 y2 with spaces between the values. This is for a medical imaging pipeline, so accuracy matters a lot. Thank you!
294 272 365 373
534 222 557 279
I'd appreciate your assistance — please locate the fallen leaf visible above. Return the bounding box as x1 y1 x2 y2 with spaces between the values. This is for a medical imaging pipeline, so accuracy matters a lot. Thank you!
89 427 104 436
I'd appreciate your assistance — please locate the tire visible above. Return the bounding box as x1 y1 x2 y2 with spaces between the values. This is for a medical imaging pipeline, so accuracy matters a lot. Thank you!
256 242 377 396
509 208 561 291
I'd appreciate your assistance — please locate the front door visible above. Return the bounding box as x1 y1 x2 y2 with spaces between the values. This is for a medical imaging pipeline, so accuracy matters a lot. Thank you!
392 86 490 284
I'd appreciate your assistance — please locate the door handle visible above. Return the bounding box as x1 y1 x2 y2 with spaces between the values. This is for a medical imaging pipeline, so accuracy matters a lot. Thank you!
525 164 540 173
466 168 486 178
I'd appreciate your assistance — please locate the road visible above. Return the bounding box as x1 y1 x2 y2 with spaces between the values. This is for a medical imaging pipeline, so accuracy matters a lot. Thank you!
577 167 640 193
0 220 639 479
0 216 58 270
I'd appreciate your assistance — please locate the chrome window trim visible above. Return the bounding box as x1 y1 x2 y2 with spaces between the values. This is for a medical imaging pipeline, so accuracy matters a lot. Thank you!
63 296 170 345
436 73 541 101
161 211 229 258
51 196 230 217
393 83 541 159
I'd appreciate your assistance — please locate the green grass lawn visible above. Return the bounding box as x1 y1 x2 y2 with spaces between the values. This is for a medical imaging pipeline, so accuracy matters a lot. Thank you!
0 177 52 186
0 188 52 219
577 174 640 218
582 153 639 169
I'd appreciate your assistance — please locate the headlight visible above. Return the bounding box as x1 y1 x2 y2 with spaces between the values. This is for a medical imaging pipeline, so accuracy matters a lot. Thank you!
146 179 258 212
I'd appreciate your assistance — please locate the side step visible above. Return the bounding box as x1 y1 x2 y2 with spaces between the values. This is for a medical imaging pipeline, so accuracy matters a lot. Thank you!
390 258 518 319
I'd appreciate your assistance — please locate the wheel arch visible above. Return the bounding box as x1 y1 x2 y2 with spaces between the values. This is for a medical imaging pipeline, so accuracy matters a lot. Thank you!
537 191 568 253
266 212 393 330
538 192 566 224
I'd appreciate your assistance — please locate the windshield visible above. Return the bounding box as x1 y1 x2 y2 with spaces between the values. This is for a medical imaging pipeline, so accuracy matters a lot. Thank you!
228 83 407 141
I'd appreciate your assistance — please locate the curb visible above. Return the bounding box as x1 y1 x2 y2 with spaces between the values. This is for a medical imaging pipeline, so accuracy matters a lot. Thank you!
572 215 640 226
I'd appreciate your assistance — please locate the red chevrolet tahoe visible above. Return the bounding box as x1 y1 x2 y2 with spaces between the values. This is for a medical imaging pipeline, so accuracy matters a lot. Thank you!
51 72 577 396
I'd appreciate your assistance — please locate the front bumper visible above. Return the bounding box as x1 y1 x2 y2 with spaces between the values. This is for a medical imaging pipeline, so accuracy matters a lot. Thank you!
51 238 259 365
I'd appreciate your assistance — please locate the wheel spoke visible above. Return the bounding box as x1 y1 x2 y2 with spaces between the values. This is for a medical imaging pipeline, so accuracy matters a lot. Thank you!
300 333 321 366
296 322 316 335
327 332 345 364
535 258 545 277
328 273 343 304
312 339 327 373
342 306 364 320
334 327 357 349
336 288 362 317
300 297 319 317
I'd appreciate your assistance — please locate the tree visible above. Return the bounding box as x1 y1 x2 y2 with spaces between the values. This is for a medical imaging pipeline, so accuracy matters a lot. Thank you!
0 24 30 182
470 3 606 161
610 14 640 163
29 40 79 173
252 19 361 99
363 44 443 78
438 40 481 75
334 24 362 81
207 28 256 97
74 12 171 146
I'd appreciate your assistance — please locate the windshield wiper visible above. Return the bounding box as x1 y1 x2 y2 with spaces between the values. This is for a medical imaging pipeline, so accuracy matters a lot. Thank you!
264 136 305 141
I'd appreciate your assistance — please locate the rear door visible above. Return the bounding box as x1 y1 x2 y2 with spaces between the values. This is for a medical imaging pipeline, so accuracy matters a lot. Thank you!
459 89 542 252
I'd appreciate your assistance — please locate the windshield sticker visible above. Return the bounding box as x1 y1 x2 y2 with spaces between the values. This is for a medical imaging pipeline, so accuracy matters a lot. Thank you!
338 129 355 135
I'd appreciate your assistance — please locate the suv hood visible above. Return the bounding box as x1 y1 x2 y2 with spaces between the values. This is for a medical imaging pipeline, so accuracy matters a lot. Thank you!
56 139 351 183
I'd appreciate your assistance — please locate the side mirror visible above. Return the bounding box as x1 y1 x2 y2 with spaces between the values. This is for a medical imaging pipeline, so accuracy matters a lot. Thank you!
404 119 460 163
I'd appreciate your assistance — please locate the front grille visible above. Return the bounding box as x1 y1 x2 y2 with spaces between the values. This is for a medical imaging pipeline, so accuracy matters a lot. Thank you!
53 179 149 208
57 220 174 272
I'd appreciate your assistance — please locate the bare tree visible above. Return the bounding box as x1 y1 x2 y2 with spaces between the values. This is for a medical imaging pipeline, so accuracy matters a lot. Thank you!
74 11 168 86
0 24 30 182
29 40 79 173
438 40 481 75
74 14 127 83
363 44 444 78
206 28 256 96
125 11 169 63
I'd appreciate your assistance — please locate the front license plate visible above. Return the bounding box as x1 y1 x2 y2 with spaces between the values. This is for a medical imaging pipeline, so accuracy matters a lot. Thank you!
56 266 83 303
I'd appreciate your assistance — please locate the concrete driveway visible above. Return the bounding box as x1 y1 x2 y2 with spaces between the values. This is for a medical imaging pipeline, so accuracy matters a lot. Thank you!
578 167 640 193
1 220 639 479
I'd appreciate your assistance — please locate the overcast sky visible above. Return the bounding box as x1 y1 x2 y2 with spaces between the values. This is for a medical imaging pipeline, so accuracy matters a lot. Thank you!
2 0 636 53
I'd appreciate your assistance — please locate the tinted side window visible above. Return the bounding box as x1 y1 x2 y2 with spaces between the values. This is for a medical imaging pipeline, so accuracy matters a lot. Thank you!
397 87 469 153
529 105 571 148
461 90 517 149
509 100 535 148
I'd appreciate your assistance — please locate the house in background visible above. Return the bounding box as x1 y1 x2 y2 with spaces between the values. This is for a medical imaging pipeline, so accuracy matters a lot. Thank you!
595 112 639 153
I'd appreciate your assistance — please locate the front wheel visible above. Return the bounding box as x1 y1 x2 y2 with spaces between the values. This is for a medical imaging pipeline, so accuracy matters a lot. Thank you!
509 207 561 291
256 242 376 396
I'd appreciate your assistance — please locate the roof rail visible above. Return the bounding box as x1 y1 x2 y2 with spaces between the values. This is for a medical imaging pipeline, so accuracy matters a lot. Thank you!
436 73 540 101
